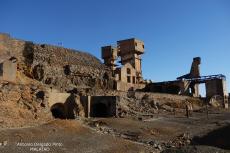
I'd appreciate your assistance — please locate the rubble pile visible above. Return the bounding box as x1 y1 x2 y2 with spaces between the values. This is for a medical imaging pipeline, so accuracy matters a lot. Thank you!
117 92 203 118
0 81 52 128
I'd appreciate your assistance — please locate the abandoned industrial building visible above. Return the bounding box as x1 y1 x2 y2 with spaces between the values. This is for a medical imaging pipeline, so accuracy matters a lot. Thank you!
1 32 230 153
2 0 230 151
0 33 229 121
145 57 229 108
102 38 146 91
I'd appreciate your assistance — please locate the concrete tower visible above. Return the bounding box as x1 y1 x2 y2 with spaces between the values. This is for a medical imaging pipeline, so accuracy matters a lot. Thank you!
117 38 144 82
101 46 118 71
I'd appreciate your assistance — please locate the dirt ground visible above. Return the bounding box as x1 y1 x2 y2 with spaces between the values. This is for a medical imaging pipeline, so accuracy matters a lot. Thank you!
0 109 230 153
0 120 153 153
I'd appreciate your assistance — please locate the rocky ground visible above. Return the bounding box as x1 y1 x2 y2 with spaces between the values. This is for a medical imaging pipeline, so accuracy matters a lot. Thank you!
83 109 230 153
0 120 153 153
1 79 230 153
1 34 230 152
0 79 52 128
0 103 230 153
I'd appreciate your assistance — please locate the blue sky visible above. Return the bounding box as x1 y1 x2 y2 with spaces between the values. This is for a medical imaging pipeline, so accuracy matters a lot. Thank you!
1 0 230 95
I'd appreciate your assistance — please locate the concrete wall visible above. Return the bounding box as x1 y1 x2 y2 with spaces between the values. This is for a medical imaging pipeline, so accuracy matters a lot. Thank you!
205 79 228 108
49 92 86 119
0 58 17 82
117 38 144 55
48 92 118 118
206 79 226 98
120 63 136 83
117 38 144 77
116 81 145 91
145 80 183 94
134 54 142 75
115 63 140 91
3 59 17 82
144 80 200 97
48 92 71 107
80 96 117 117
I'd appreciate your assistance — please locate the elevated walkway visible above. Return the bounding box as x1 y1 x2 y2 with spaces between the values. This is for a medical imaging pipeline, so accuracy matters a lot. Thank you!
178 74 226 84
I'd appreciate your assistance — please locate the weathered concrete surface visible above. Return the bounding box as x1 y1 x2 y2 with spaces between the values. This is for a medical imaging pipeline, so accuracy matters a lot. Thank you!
48 92 71 107
206 79 229 108
0 58 17 82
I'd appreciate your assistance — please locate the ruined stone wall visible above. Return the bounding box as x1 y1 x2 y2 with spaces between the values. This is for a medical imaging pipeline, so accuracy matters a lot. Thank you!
0 33 114 93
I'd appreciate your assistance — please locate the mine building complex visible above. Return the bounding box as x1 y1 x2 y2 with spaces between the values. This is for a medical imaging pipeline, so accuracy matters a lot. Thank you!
145 57 228 108
102 38 146 91
0 33 229 119
102 38 229 108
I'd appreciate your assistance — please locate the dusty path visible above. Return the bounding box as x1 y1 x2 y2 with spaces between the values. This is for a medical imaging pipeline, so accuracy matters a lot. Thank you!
0 120 153 153
0 111 230 153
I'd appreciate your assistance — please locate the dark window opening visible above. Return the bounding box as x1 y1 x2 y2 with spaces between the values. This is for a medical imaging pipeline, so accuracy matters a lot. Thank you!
91 103 108 117
64 65 71 75
103 72 109 80
127 76 131 83
127 68 131 74
135 42 137 46
40 44 46 48
133 76 135 84
0 63 3 76
142 44 144 48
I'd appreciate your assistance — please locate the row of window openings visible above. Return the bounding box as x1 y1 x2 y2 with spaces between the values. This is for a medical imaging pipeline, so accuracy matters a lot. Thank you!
127 76 136 84
127 68 136 83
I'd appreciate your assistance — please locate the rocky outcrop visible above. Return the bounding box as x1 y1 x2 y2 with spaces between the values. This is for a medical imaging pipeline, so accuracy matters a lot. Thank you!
0 80 52 128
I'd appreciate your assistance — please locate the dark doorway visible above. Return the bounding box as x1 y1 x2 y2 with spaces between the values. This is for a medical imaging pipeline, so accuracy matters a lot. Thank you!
0 63 3 76
50 103 66 119
91 103 108 117
63 65 71 75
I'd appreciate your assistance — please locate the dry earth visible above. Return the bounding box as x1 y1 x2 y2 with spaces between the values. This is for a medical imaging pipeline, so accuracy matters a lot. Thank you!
1 109 230 153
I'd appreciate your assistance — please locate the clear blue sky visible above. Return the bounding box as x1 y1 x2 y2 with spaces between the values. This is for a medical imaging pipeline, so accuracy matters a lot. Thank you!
1 0 230 95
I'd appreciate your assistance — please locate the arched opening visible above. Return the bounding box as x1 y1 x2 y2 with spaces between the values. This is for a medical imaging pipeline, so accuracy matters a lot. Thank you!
91 103 108 117
50 103 66 119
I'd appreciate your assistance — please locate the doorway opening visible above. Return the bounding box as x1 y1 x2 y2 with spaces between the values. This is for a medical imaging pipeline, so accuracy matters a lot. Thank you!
50 103 66 119
91 103 108 117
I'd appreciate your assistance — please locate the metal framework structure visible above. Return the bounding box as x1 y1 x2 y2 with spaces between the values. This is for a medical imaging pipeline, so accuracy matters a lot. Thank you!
178 74 226 84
